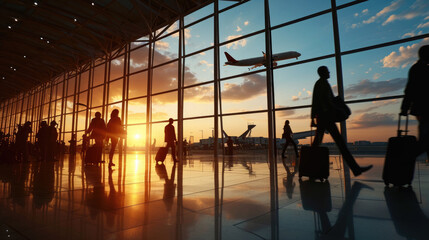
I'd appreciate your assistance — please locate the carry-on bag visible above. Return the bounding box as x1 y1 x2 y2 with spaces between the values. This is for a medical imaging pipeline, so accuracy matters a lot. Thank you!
382 114 417 186
299 145 330 181
85 145 102 165
155 146 168 163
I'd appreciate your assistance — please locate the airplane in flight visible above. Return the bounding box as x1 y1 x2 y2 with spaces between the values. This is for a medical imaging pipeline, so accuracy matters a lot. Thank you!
224 51 301 70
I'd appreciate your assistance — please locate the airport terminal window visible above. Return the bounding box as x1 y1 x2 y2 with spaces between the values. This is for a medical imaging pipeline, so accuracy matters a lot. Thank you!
183 83 214 118
93 63 106 87
184 49 214 86
220 73 267 114
269 0 331 26
129 45 149 74
152 91 178 122
108 79 124 104
128 71 148 99
152 61 179 94
184 3 213 26
184 17 214 55
80 70 90 92
127 98 147 125
273 59 336 109
91 86 104 108
66 77 76 97
341 43 411 100
338 0 429 52
110 55 125 81
153 34 179 66
219 33 266 79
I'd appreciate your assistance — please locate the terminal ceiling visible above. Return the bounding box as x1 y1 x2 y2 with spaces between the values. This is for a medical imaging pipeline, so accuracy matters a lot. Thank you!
0 0 213 101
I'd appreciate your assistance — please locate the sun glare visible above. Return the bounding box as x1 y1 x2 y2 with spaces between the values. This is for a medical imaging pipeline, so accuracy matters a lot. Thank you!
135 134 140 139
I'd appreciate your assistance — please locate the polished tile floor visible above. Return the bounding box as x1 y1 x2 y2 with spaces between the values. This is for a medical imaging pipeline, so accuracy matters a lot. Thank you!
0 151 428 240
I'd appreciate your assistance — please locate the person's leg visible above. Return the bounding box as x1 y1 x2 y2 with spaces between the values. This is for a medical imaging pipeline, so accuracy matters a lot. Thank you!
282 139 289 157
312 124 325 146
109 138 118 166
288 137 299 157
170 142 177 161
95 138 103 162
325 121 367 176
417 117 429 160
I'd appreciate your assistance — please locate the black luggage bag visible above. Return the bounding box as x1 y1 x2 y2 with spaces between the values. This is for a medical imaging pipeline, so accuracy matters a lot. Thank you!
155 147 168 163
85 145 102 165
382 115 417 186
299 145 330 181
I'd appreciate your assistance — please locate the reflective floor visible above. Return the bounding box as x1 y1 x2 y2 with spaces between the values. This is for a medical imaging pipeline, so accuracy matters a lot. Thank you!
0 151 428 240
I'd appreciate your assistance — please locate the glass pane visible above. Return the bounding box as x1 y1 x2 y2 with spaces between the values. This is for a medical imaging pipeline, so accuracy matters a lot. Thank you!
184 3 213 25
127 98 147 125
219 0 264 42
184 17 214 54
110 55 125 81
56 101 62 116
56 83 63 99
153 34 178 66
152 92 177 122
270 0 331 26
341 42 416 100
152 62 178 94
129 46 149 74
80 70 90 92
338 0 429 51
65 114 73 132
77 91 88 111
184 83 214 118
76 111 87 131
128 71 148 99
93 63 106 87
221 73 267 114
67 77 76 96
91 86 104 108
126 124 146 149
184 50 214 86
219 33 265 79
108 79 123 103
183 117 214 155
272 14 334 62
65 96 74 114
274 58 336 109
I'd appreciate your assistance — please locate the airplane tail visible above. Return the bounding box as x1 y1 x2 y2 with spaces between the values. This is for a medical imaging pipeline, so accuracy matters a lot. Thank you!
224 52 238 63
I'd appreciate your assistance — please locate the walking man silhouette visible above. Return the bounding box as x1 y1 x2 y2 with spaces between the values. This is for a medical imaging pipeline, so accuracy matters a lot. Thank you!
401 45 429 160
281 120 299 158
164 118 177 162
311 66 372 176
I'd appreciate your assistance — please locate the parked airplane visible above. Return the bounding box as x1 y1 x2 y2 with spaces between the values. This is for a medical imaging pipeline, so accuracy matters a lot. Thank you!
224 51 301 70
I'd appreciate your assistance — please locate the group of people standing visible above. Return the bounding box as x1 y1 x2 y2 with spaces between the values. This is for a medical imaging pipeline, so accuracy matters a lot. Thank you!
85 109 126 168
35 120 59 161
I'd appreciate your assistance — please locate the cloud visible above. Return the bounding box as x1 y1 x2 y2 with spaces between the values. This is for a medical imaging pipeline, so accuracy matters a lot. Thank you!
244 21 249 26
353 99 398 113
383 12 419 25
155 41 170 50
198 60 213 67
344 78 406 97
381 38 429 68
226 35 247 49
236 26 242 32
349 112 396 128
402 32 416 38
221 74 266 101
363 0 402 24
382 0 429 25
373 73 382 80
417 22 429 28
351 23 358 29
362 9 368 14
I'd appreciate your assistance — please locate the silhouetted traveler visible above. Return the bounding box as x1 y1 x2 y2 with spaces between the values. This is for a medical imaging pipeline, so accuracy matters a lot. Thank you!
401 45 429 160
15 121 32 161
164 118 177 162
81 134 89 154
107 109 125 168
47 121 58 161
36 121 49 160
68 134 77 155
227 137 234 155
281 120 299 158
311 66 372 176
86 112 107 148
182 139 188 156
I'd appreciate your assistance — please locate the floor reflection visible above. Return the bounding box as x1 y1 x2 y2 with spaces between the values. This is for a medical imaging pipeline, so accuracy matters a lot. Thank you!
0 152 427 239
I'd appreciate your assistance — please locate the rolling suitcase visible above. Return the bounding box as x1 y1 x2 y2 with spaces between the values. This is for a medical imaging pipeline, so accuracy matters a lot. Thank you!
382 115 417 186
299 145 330 181
155 147 168 163
85 145 101 165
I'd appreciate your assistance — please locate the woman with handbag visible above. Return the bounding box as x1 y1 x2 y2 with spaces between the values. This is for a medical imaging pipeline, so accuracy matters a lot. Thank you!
311 66 372 177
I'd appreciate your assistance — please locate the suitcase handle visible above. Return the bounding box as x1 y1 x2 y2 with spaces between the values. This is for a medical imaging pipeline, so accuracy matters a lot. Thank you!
397 114 409 137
